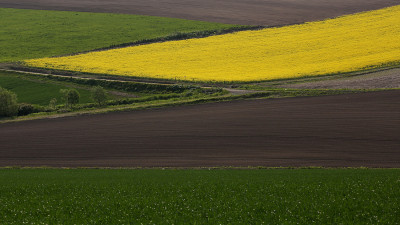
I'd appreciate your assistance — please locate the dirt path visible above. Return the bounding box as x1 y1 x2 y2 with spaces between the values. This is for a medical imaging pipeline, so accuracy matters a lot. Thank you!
0 68 255 95
0 90 399 168
224 88 260 95
1 0 398 25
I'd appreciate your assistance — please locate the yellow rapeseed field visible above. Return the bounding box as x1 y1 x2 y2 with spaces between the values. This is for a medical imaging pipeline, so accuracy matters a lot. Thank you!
25 5 400 82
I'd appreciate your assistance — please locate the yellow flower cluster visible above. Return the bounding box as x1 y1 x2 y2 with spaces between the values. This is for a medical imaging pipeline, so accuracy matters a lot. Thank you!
25 5 400 82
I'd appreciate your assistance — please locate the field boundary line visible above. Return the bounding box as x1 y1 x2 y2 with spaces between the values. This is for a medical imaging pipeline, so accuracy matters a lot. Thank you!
0 68 261 95
0 68 171 85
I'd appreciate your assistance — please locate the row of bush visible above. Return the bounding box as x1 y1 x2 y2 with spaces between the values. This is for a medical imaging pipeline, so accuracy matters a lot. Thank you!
49 88 224 111
0 84 225 118
0 86 108 118
0 87 44 117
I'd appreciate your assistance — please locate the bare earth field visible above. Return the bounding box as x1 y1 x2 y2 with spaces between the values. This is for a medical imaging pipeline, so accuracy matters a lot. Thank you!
0 0 398 25
0 90 399 168
281 68 400 89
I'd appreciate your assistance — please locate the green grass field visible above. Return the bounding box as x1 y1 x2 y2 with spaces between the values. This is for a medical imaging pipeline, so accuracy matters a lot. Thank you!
0 169 399 224
0 8 239 62
0 71 99 105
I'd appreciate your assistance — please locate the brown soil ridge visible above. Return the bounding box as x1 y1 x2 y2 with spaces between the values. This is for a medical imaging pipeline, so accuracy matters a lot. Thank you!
1 0 398 25
279 68 400 89
1 90 399 168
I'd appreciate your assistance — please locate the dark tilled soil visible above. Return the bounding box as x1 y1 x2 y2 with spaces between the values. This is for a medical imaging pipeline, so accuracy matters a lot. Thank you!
0 0 398 25
1 90 399 168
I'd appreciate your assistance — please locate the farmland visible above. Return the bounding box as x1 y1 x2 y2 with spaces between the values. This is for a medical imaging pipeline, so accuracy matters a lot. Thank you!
0 70 229 119
1 90 399 168
0 71 101 105
0 169 399 224
25 5 400 82
0 7 242 117
0 70 200 107
0 0 400 223
0 7 239 62
0 1 399 161
1 0 398 25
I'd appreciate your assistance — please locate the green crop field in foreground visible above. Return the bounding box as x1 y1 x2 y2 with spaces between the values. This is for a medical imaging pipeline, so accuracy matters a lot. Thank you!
0 169 399 224
0 8 239 62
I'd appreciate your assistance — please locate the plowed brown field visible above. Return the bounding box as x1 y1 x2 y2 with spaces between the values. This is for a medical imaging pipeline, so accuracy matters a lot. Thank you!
1 90 399 168
280 68 400 89
1 0 398 25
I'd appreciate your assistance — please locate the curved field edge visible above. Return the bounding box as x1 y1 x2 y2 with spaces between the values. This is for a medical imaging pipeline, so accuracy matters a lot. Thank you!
1 67 391 123
0 85 383 124
0 68 231 122
15 61 400 85
0 7 241 62
239 65 400 89
24 5 400 82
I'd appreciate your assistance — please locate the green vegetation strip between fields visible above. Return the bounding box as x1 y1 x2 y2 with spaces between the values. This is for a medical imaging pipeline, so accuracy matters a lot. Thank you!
0 70 200 106
1 82 376 123
0 68 389 123
0 169 399 224
0 70 227 121
0 8 241 62
0 71 97 105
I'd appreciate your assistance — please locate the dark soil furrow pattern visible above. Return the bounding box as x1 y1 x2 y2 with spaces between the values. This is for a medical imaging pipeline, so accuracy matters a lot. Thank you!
1 0 398 25
281 68 400 89
1 91 399 167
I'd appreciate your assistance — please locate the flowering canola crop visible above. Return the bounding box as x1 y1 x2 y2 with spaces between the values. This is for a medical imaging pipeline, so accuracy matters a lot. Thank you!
25 5 400 82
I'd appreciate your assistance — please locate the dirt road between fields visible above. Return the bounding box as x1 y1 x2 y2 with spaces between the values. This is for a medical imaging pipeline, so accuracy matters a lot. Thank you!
1 90 399 168
1 0 398 25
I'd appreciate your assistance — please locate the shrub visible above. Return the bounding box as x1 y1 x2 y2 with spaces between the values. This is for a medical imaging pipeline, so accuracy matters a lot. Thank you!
91 86 108 106
0 87 18 117
17 103 37 116
49 98 57 110
60 89 80 108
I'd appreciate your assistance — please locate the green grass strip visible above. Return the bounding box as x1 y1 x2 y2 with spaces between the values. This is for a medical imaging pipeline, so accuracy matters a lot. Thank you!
0 71 95 105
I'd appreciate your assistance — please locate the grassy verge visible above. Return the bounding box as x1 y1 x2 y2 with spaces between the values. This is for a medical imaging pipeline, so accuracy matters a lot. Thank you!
0 8 242 62
0 168 399 224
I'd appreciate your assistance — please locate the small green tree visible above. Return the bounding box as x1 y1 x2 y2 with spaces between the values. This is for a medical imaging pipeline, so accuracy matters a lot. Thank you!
0 87 18 117
60 89 80 108
91 86 108 106
49 98 57 110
